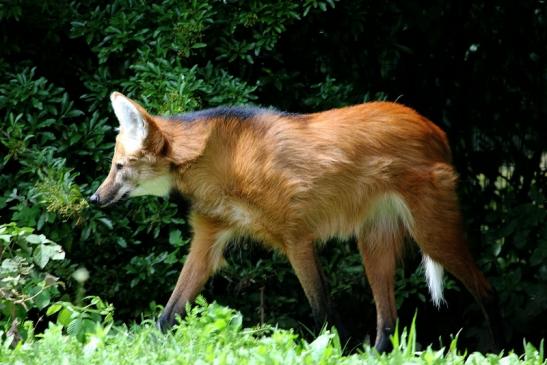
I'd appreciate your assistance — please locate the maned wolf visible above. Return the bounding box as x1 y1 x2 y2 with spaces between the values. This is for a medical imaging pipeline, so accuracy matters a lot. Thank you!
90 92 502 351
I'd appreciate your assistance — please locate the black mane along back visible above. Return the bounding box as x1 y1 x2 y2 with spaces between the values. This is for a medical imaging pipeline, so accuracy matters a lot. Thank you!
168 106 270 123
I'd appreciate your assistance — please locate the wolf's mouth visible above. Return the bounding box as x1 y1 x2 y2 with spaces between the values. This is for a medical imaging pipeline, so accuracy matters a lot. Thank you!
99 198 115 208
98 189 131 207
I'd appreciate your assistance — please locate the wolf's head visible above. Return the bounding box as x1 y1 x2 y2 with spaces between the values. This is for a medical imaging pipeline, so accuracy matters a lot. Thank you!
89 92 173 206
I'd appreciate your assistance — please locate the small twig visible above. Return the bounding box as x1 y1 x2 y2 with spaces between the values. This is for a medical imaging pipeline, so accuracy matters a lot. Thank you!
11 283 55 309
259 286 265 325
7 318 21 348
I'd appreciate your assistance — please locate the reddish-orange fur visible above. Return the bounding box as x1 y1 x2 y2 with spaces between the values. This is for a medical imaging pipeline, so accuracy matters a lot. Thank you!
92 93 500 351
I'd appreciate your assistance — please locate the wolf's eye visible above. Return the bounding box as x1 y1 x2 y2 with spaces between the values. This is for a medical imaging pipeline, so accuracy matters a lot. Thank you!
116 163 124 170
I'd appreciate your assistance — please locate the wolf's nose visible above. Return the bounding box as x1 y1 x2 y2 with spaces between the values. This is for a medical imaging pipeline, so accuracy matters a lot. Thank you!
89 194 100 205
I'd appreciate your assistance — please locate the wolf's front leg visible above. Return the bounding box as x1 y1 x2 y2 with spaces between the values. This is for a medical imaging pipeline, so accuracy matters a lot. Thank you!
157 214 231 331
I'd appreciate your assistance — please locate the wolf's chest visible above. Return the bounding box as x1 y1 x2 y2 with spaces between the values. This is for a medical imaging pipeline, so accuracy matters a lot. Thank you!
195 195 260 229
216 202 255 226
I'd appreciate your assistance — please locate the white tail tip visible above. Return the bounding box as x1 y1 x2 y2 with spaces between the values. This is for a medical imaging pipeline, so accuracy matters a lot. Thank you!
423 255 445 307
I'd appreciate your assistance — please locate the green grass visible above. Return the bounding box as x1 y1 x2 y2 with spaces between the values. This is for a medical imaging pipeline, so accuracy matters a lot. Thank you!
1 301 544 365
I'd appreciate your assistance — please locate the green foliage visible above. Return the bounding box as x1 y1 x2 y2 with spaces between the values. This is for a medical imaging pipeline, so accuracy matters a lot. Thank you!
0 302 545 364
46 296 114 343
34 160 89 222
0 223 65 324
472 175 547 340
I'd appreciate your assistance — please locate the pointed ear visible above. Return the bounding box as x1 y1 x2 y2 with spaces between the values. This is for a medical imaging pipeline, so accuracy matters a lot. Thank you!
111 92 148 145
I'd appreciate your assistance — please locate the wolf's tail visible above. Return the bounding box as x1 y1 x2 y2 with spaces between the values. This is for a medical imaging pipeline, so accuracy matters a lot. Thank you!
423 255 445 307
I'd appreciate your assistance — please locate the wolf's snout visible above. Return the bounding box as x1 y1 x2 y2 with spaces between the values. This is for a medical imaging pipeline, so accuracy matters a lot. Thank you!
89 193 100 205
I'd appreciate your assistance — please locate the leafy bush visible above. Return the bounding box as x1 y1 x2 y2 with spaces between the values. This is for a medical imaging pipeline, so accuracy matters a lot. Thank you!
0 223 65 326
46 296 114 343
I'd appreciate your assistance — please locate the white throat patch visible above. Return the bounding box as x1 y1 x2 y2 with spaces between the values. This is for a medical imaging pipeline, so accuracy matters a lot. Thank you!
130 174 173 197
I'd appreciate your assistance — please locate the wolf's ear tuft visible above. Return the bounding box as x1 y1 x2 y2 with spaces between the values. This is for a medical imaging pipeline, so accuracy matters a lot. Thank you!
111 92 148 145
